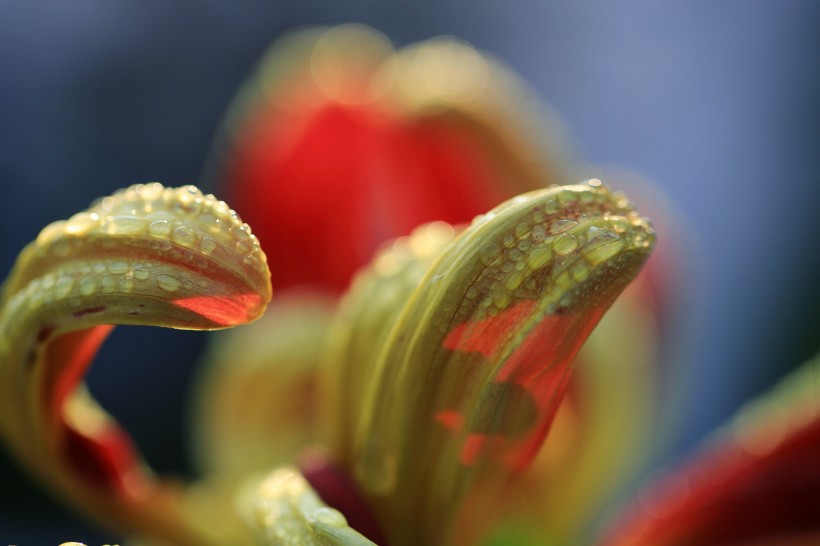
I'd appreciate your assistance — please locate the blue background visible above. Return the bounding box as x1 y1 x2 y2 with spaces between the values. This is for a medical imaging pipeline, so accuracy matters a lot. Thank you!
1 1 818 542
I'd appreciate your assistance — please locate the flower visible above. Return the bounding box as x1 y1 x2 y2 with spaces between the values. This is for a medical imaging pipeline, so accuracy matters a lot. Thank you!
212 23 569 293
0 180 654 546
1 24 817 546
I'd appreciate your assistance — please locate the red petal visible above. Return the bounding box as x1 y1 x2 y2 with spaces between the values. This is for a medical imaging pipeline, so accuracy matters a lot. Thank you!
602 378 820 545
225 101 513 292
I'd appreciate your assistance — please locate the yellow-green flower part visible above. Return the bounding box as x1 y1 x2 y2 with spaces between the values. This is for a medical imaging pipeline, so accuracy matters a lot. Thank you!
0 181 654 545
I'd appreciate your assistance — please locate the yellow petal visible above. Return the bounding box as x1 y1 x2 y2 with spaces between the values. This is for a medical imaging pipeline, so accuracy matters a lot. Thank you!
238 466 376 545
0 183 271 545
349 181 655 545
321 221 457 464
488 281 660 544
192 292 335 478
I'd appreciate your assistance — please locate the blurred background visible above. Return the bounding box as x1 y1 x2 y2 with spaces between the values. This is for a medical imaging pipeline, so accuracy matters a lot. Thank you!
0 1 818 542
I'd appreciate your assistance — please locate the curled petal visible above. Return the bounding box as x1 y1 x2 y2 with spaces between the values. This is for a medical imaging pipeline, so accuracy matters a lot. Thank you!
0 183 271 544
349 181 655 545
600 353 820 546
489 281 661 544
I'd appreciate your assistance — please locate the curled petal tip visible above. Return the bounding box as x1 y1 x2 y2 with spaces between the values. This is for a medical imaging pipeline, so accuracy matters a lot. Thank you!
5 182 272 330
0 183 272 544
459 181 655 320
349 181 654 544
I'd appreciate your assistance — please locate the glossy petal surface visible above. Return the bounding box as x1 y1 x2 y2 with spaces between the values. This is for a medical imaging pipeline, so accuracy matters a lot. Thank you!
338 182 654 545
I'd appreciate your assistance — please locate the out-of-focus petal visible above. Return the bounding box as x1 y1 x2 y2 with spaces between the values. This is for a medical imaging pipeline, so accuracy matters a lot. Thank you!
191 292 335 478
238 466 376 545
216 24 569 292
600 353 820 546
338 182 654 545
321 221 458 463
0 183 271 545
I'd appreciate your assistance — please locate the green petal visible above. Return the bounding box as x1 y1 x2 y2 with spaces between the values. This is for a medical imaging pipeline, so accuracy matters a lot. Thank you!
321 221 458 465
350 181 654 545
239 466 376 545
0 183 271 545
490 283 660 543
192 293 335 478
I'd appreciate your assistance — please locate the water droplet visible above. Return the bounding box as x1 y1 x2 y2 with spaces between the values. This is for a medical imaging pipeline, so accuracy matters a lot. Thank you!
235 241 250 255
65 212 100 236
133 266 150 280
213 200 232 220
41 274 55 290
54 276 75 300
108 261 130 275
312 507 348 529
530 225 547 242
109 215 145 235
553 234 579 256
550 219 576 235
140 182 165 201
149 220 171 237
238 223 253 238
79 277 98 296
157 274 181 292
101 277 117 294
100 196 115 212
200 236 216 255
479 241 500 266
173 225 196 247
